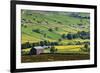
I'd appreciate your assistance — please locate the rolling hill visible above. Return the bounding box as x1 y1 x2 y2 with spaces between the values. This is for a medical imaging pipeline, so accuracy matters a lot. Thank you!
21 10 90 44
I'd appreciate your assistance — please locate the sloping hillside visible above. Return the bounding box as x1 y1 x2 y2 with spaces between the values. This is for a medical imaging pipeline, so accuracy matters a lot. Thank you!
21 10 90 44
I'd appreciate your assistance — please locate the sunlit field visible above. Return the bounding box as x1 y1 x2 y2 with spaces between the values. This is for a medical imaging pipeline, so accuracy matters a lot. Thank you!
21 10 90 63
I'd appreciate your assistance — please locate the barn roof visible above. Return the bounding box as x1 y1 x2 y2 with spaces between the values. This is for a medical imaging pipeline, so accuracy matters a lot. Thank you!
34 46 44 49
34 46 50 49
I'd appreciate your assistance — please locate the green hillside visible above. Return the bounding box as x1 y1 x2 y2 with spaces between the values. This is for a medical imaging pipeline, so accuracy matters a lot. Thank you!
21 10 90 44
21 10 90 62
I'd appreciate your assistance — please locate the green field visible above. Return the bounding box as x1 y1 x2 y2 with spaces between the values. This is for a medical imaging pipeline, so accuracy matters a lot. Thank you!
22 45 84 54
21 10 90 62
21 10 90 43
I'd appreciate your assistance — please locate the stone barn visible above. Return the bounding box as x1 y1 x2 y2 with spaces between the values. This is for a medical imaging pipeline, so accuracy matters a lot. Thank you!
29 46 44 55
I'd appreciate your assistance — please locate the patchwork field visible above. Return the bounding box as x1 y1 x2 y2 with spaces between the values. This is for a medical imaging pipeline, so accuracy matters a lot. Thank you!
21 10 90 62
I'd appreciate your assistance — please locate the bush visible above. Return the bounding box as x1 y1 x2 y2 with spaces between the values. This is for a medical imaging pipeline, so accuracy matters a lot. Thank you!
40 41 45 46
67 33 73 40
24 25 27 28
21 42 31 49
80 44 90 52
48 28 53 32
58 39 62 42
75 41 81 45
78 31 90 39
32 29 40 33
50 46 57 53
62 34 66 39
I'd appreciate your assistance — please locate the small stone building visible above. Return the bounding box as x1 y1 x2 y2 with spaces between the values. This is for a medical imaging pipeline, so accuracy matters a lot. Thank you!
29 46 44 55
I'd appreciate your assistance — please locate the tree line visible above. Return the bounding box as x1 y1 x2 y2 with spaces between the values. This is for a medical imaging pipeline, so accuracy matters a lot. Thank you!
21 40 90 49
62 31 90 40
32 28 90 40
21 41 59 49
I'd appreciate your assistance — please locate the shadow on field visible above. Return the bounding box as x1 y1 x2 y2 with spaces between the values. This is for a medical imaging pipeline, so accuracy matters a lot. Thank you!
21 53 90 63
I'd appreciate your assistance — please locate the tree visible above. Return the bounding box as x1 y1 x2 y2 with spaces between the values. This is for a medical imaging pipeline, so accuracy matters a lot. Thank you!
33 29 40 33
21 43 26 49
75 41 81 45
84 44 90 51
29 46 36 55
44 40 48 46
80 44 90 52
26 42 31 48
24 25 27 28
78 31 90 39
40 41 44 46
62 34 66 39
21 42 31 49
55 27 58 31
58 39 62 42
67 33 73 40
50 42 55 46
48 28 53 32
50 46 57 53
73 33 79 39
32 43 35 47
54 42 59 45
37 20 41 24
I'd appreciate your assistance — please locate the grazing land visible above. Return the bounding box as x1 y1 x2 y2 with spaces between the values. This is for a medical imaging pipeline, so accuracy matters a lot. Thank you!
21 10 90 63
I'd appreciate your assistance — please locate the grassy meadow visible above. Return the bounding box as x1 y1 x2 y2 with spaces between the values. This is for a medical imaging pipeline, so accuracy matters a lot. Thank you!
21 10 90 63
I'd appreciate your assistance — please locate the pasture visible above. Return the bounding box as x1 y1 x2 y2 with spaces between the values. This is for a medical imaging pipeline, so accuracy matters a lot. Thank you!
21 10 90 63
22 45 89 55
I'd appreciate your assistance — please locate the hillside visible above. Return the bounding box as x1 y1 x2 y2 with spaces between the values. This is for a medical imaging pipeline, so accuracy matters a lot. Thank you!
21 10 90 44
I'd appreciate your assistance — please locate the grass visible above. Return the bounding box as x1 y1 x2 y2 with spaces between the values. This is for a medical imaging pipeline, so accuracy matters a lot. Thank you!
21 10 90 43
22 33 41 43
55 45 83 52
21 10 90 63
22 45 86 55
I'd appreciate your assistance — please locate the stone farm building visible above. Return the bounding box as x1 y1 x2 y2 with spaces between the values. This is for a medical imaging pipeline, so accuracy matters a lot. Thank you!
29 46 50 55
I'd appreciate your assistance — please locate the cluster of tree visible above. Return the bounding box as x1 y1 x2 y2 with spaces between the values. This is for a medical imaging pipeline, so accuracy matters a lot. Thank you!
21 41 59 49
50 46 57 53
34 41 59 46
70 13 90 19
62 31 90 40
21 42 31 49
22 40 89 49
80 43 90 52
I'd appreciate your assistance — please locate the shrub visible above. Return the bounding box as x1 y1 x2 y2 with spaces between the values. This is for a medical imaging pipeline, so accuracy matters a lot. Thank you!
55 27 58 31
62 34 66 39
67 33 73 40
48 28 53 32
80 44 90 52
50 46 57 53
32 29 40 33
21 42 31 49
